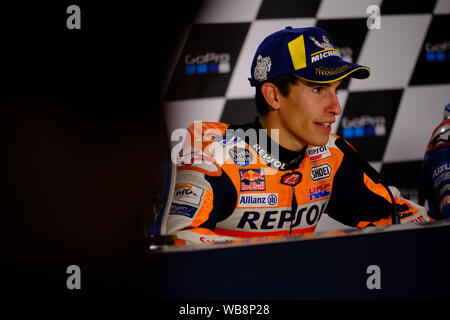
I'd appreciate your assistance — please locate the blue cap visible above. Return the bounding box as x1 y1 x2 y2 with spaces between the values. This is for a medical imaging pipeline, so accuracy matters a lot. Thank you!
249 26 371 86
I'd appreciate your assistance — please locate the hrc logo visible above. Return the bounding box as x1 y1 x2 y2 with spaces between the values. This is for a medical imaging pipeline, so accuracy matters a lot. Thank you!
309 183 331 201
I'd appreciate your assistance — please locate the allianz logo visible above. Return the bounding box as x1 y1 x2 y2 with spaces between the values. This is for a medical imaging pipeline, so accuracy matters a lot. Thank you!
238 193 278 208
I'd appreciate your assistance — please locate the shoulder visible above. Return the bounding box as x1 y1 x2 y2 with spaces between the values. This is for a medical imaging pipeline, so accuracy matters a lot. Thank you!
175 121 237 176
185 121 230 140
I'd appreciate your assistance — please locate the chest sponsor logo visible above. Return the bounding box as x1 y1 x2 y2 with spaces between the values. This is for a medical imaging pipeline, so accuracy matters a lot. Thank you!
173 184 204 206
252 144 287 170
238 193 278 208
229 146 253 166
309 183 331 201
236 202 327 231
240 168 266 191
310 163 332 181
280 171 302 187
307 145 331 161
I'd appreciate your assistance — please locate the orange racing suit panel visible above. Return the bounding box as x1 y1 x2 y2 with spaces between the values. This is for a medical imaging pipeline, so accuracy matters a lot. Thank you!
167 120 430 244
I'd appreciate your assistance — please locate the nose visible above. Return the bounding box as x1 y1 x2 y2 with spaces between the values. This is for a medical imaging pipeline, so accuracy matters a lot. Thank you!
327 92 342 116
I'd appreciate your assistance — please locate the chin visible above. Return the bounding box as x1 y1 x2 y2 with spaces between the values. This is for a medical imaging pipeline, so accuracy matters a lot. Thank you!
308 135 330 147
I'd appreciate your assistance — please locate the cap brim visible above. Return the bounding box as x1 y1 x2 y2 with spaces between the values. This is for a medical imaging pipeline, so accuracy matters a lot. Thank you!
293 59 371 84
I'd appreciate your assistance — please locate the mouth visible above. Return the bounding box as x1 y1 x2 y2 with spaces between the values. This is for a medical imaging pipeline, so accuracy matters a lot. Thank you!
314 121 334 132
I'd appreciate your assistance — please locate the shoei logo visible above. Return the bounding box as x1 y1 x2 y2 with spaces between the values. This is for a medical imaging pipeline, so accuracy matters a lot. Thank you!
310 163 332 182
424 41 450 62
185 52 231 74
341 115 386 139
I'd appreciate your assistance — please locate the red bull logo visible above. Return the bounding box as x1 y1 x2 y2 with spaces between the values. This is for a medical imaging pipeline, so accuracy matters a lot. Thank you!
240 169 265 191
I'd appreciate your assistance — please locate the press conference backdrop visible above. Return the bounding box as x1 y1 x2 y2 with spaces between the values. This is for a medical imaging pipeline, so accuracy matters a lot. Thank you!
164 0 450 230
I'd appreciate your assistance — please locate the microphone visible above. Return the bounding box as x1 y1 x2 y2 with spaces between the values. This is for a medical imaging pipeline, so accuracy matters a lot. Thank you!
334 137 400 224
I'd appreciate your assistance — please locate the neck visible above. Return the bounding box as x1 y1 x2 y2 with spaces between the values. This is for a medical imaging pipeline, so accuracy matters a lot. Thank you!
259 114 307 152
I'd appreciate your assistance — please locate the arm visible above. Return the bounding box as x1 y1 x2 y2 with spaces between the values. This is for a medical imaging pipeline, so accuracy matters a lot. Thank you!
326 155 431 228
166 169 239 244
166 121 243 244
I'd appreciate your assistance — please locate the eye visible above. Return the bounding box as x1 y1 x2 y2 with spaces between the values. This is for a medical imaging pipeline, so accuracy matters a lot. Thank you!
312 86 324 93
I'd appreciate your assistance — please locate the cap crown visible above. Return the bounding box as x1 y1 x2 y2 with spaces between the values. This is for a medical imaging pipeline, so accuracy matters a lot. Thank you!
249 26 370 85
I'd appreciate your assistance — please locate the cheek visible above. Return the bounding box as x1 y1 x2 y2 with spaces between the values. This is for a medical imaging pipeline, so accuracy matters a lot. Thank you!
280 101 303 126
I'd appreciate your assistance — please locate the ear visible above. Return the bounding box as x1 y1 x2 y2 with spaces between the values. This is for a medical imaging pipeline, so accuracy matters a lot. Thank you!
261 82 281 111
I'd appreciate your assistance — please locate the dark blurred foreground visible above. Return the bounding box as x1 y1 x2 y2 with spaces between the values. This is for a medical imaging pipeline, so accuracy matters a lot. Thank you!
0 1 200 298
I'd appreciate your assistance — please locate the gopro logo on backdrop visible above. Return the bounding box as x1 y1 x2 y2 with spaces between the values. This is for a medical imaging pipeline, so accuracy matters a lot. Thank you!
341 115 386 139
424 41 450 62
185 52 231 74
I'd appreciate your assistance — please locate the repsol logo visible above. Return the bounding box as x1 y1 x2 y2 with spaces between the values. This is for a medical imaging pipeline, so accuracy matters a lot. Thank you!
307 145 331 161
236 203 326 230
252 144 287 170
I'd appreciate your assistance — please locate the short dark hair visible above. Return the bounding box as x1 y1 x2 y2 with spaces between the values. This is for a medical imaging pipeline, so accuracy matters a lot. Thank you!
254 74 301 115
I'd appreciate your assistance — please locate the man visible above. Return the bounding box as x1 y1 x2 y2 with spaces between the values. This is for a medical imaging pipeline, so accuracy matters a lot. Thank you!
167 27 430 244
420 104 450 219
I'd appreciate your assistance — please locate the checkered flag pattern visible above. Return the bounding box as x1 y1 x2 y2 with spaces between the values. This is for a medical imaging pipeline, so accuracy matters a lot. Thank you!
164 0 450 229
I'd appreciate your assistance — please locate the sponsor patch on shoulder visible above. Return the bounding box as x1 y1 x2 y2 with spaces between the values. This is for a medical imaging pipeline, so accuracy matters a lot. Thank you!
173 184 205 206
307 145 331 162
229 146 253 166
169 203 198 218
